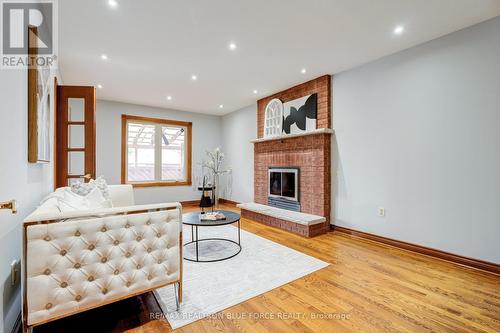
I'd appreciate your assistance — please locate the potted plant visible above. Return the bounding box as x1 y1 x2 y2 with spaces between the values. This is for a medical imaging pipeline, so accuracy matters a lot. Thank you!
201 147 231 206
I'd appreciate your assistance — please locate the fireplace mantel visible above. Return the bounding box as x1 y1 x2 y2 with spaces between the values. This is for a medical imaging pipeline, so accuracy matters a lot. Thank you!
251 128 334 144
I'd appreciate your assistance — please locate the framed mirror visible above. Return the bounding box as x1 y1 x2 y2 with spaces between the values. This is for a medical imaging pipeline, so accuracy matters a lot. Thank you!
28 26 52 163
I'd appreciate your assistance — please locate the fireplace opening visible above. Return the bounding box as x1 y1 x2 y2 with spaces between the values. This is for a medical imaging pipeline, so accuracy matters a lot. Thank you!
268 168 300 211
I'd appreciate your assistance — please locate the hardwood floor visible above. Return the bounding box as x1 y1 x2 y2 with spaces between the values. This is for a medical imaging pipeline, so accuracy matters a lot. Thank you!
35 204 500 333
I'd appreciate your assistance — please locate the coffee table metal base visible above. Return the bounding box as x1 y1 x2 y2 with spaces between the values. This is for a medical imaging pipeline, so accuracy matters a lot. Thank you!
184 222 241 262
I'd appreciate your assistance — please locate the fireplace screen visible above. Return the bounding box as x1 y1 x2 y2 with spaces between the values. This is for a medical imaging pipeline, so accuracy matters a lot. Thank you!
268 168 299 201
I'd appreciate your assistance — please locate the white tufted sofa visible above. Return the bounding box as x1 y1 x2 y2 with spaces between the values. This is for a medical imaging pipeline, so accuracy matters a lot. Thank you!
22 185 182 332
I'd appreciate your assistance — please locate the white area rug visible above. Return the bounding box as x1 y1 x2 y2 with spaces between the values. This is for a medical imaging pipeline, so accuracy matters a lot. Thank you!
154 224 329 329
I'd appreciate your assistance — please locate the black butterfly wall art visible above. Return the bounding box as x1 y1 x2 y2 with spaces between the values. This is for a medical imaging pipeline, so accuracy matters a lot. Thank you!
282 94 317 134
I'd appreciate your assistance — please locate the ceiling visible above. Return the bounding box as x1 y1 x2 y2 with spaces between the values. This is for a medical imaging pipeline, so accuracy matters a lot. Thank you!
58 0 500 115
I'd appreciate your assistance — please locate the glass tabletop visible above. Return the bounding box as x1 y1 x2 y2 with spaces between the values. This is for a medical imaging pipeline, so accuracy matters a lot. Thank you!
182 210 241 226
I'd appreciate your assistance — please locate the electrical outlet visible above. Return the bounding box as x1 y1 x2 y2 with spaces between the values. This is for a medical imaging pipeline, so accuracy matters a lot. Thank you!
378 207 385 217
11 260 19 286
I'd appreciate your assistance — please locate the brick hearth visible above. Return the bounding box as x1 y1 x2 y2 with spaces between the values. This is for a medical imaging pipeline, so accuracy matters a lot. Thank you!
251 75 332 236
240 209 329 237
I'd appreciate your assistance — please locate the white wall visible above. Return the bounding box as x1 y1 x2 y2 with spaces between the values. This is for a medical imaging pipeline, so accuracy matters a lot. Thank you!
333 16 500 263
220 104 257 203
0 69 57 333
96 100 222 204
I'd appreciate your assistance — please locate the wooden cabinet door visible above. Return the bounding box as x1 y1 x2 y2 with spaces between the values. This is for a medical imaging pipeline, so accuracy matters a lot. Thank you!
55 86 96 188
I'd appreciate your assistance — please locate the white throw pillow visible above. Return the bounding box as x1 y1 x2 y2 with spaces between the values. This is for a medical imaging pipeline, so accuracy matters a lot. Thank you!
71 176 111 200
36 197 62 214
90 176 110 199
38 185 112 213
70 181 92 196
59 189 90 212
86 187 113 209
57 187 112 212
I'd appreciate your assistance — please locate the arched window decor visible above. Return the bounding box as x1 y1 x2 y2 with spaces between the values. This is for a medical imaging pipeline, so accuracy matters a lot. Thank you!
264 98 283 138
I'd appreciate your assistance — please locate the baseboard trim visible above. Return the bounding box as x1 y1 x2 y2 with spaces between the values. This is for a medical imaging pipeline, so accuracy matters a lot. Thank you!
180 200 199 207
332 225 500 275
219 198 239 206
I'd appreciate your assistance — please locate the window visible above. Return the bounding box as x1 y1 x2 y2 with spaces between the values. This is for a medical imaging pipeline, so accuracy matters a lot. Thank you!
121 115 192 187
264 98 283 138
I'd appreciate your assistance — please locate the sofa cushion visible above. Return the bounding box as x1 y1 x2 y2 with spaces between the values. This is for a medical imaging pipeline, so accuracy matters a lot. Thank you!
108 185 135 207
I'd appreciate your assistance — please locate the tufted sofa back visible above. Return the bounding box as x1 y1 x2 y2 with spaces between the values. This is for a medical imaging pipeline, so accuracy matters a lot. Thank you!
24 205 182 327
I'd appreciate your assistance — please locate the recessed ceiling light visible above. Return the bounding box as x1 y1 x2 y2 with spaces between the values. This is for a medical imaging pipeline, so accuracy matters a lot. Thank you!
191 75 197 81
301 68 306 74
97 84 103 89
101 54 108 60
166 96 172 100
253 90 258 94
108 0 118 8
219 104 224 109
393 25 405 35
228 42 237 51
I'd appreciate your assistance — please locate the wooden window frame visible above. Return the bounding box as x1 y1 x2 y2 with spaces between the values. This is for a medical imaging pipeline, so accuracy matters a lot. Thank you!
121 114 192 187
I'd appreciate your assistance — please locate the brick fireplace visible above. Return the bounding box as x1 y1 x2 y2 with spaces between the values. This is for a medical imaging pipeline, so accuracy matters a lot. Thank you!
254 131 331 224
245 75 332 236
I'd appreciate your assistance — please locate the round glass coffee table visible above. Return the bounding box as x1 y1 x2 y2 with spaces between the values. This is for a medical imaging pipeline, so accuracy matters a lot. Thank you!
182 210 241 262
